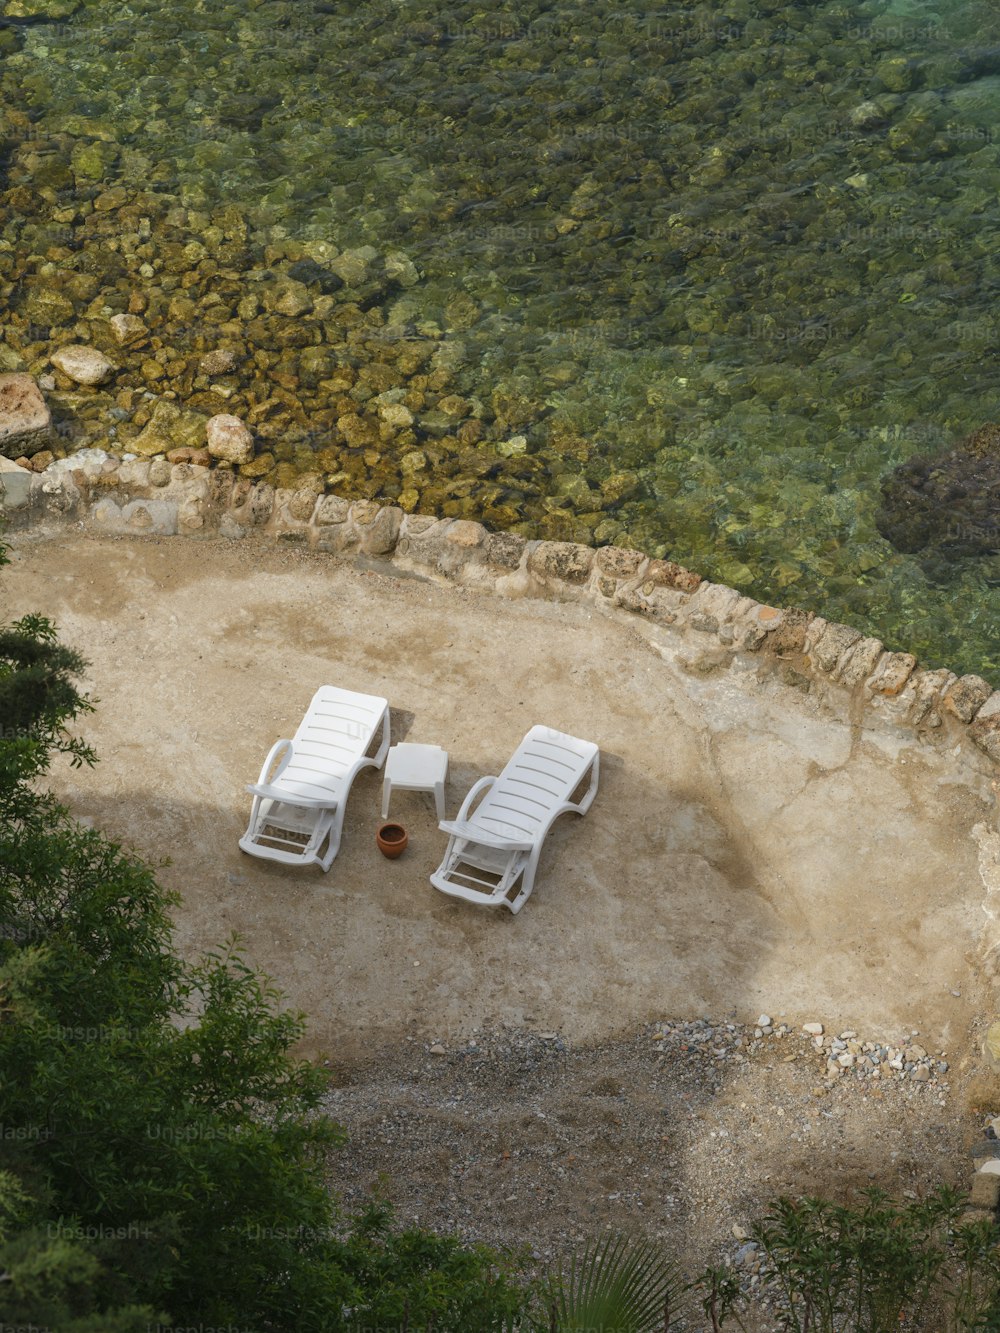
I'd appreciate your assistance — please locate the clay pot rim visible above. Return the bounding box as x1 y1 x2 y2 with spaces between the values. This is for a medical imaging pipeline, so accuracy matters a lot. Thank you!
377 822 407 844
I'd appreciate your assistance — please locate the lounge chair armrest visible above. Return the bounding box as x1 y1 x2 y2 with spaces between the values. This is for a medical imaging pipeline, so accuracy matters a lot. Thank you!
437 819 534 852
255 738 293 786
455 775 497 820
245 782 335 808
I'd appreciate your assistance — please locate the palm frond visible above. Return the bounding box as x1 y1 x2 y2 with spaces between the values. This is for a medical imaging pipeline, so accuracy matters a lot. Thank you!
547 1231 685 1331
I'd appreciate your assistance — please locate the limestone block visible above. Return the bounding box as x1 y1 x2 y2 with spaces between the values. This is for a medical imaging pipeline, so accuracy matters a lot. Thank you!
485 531 527 570
836 636 884 687
310 520 360 553
906 668 957 725
867 652 917 696
811 621 862 674
352 501 402 556
314 494 351 526
732 604 786 653
0 373 51 457
288 488 319 523
594 546 645 579
121 498 178 535
115 458 152 492
760 608 813 656
205 469 235 510
971 693 1000 764
944 675 994 723
527 540 593 584
149 458 172 487
394 518 453 568
803 617 828 653
686 582 745 625
447 519 486 550
643 558 701 592
419 519 488 580
178 497 206 532
400 514 439 538
35 472 79 516
230 482 274 528
0 457 32 509
616 584 685 624
90 497 124 528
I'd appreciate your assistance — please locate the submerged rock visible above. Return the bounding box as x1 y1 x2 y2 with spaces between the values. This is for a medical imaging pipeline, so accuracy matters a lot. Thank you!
51 345 116 387
877 424 1000 558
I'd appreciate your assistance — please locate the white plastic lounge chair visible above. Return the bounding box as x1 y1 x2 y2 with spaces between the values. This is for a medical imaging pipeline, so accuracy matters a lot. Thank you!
430 725 599 914
239 685 390 871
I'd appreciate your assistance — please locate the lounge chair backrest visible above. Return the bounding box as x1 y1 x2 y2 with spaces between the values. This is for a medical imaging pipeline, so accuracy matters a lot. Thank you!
279 686 388 804
471 725 598 844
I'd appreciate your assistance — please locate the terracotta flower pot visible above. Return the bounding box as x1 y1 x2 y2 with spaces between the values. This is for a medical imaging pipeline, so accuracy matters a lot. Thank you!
376 822 408 859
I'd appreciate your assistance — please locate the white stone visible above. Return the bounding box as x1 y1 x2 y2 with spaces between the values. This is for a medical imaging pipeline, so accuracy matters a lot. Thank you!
379 402 414 429
109 313 148 346
756 1014 772 1028
978 1159 1000 1176
803 1022 824 1036
51 345 116 386
206 414 254 465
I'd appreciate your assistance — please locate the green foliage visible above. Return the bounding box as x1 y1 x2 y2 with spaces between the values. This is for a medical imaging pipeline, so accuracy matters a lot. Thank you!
541 1231 687 1331
701 1186 1000 1333
0 612 96 788
0 592 531 1330
337 1201 526 1331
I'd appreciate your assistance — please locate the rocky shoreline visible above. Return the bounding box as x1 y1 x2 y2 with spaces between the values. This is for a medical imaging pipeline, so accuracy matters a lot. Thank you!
2 442 999 774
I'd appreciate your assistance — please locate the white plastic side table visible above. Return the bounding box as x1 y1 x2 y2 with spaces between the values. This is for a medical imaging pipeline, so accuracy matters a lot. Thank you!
381 743 449 820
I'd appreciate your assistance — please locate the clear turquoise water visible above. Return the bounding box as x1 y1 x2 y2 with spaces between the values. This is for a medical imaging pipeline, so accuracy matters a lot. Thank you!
5 0 1000 676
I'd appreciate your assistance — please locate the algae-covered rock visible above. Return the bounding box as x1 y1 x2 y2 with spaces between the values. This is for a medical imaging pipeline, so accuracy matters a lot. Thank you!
70 138 117 182
23 287 75 329
877 423 1000 558
132 400 209 457
6 0 81 14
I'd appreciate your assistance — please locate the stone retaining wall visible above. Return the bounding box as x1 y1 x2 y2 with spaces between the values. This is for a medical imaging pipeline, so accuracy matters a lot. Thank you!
3 448 999 771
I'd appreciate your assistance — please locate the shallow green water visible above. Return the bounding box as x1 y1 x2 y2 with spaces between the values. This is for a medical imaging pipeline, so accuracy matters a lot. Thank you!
4 0 1000 676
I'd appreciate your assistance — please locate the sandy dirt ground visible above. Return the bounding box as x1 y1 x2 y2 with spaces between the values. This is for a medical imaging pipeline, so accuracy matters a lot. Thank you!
4 528 996 1062
8 527 1000 1325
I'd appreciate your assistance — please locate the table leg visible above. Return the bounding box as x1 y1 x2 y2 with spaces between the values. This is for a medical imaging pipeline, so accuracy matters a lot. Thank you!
381 776 391 819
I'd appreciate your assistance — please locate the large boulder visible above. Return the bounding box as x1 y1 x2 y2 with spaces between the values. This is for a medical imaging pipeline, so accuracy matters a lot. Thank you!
0 373 51 457
877 423 1000 558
